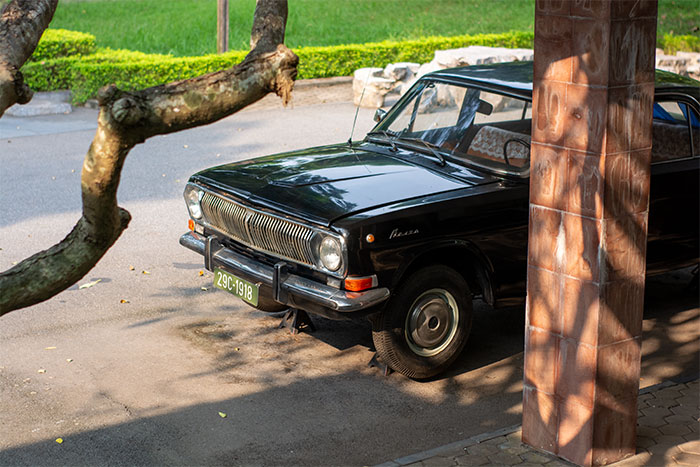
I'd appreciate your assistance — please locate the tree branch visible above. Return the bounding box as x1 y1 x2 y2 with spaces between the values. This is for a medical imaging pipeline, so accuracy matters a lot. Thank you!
0 0 58 116
0 0 298 315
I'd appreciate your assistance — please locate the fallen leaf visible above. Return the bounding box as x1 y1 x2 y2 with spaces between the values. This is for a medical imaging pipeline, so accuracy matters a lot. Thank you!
45 346 57 350
198 270 204 276
120 299 130 304
79 279 101 289
66 359 73 363
129 265 135 271
141 270 150 275
201 287 209 291
218 412 227 418
55 438 63 444
37 369 46 374
234 347 240 352
183 145 189 148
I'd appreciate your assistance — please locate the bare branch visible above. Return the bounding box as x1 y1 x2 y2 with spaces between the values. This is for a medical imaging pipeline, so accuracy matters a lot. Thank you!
0 0 59 116
0 0 298 315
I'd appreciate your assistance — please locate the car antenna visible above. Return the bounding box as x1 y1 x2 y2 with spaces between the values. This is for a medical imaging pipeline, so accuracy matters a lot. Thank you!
348 65 375 146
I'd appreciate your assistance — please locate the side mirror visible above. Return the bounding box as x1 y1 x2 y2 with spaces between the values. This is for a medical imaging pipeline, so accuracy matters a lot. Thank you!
374 108 387 123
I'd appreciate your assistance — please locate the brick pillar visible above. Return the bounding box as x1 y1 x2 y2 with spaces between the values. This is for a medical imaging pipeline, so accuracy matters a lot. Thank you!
523 1 658 465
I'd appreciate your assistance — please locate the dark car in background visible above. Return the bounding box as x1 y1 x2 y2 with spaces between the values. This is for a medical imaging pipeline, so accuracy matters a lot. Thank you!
181 61 699 379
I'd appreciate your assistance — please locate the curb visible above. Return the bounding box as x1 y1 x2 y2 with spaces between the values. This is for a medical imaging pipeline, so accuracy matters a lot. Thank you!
375 424 521 467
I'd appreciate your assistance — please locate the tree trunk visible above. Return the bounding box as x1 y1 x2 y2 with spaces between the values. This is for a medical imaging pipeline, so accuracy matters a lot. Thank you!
0 0 59 116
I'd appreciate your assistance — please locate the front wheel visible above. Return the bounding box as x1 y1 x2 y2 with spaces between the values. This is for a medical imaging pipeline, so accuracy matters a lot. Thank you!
372 266 473 379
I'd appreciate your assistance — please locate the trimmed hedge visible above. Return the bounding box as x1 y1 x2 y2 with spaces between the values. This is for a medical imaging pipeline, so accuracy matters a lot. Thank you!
21 28 700 104
23 31 534 103
660 34 700 54
30 29 96 62
294 31 535 79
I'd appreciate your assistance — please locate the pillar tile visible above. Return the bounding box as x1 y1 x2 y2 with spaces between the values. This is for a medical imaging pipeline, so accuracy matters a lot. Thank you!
563 213 601 282
591 396 639 465
600 279 645 345
530 144 568 211
529 206 564 273
562 276 600 346
572 18 610 86
564 84 608 153
533 80 568 146
535 0 571 16
524 327 560 394
603 149 651 218
557 338 597 408
567 150 605 219
606 84 655 154
571 0 610 18
609 18 657 86
527 265 563 334
595 338 642 408
610 0 658 19
534 14 573 83
602 212 648 282
558 399 594 466
523 386 559 453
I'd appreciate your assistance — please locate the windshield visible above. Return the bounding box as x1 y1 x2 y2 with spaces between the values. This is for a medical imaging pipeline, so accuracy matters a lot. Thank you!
368 80 532 175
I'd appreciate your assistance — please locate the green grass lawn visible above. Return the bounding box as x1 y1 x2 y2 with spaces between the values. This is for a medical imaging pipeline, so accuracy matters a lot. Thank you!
41 0 700 57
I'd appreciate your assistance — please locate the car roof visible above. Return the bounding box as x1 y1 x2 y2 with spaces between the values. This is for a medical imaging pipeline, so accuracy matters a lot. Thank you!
425 61 700 99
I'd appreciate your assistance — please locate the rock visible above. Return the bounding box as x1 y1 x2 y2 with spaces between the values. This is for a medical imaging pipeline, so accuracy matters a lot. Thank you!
433 46 533 68
353 67 395 108
656 53 691 76
676 52 700 80
383 62 420 81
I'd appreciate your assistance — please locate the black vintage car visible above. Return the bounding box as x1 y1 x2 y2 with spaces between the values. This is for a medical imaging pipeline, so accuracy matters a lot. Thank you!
181 61 699 379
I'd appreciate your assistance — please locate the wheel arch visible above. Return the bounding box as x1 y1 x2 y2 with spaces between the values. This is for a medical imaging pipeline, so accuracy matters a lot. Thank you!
392 240 496 306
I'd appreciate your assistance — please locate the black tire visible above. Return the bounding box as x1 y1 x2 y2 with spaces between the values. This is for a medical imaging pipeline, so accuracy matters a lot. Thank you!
252 288 288 313
372 265 472 379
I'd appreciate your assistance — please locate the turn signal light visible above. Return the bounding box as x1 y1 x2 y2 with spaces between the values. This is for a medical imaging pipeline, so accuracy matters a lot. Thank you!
344 275 378 292
188 219 195 231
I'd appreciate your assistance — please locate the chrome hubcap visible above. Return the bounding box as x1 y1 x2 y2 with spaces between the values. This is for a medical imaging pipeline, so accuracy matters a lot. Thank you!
405 288 459 357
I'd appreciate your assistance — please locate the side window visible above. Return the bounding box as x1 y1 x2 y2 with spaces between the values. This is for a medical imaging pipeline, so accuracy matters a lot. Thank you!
652 100 699 162
473 91 531 134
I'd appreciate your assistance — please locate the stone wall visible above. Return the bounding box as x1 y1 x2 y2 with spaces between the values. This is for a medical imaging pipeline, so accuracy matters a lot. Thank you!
353 46 700 108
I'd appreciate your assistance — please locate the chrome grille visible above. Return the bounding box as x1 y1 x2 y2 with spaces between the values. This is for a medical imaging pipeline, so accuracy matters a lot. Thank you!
201 192 316 266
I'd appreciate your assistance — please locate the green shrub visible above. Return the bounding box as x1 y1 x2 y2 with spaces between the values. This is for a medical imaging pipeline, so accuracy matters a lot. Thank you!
295 31 534 79
23 30 535 103
30 29 96 62
660 34 700 54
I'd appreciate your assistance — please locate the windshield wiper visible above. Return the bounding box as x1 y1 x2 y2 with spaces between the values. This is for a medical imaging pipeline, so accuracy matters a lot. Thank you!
366 130 398 151
396 136 446 166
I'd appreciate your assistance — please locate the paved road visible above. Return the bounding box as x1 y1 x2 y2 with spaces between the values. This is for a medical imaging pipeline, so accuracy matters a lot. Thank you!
0 98 698 466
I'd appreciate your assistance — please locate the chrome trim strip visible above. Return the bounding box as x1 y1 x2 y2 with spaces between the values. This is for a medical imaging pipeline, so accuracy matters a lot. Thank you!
180 232 389 312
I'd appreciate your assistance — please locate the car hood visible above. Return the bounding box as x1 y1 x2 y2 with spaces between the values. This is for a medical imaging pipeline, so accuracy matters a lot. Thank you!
192 143 496 226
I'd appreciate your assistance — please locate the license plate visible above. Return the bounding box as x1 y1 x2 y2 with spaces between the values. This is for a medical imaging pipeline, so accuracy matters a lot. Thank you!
214 268 259 307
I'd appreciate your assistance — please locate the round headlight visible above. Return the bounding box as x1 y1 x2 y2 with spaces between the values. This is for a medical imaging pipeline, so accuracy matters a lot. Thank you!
319 236 342 271
185 186 203 219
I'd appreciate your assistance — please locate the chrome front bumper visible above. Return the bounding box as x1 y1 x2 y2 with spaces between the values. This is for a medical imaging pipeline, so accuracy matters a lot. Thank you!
179 232 390 314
